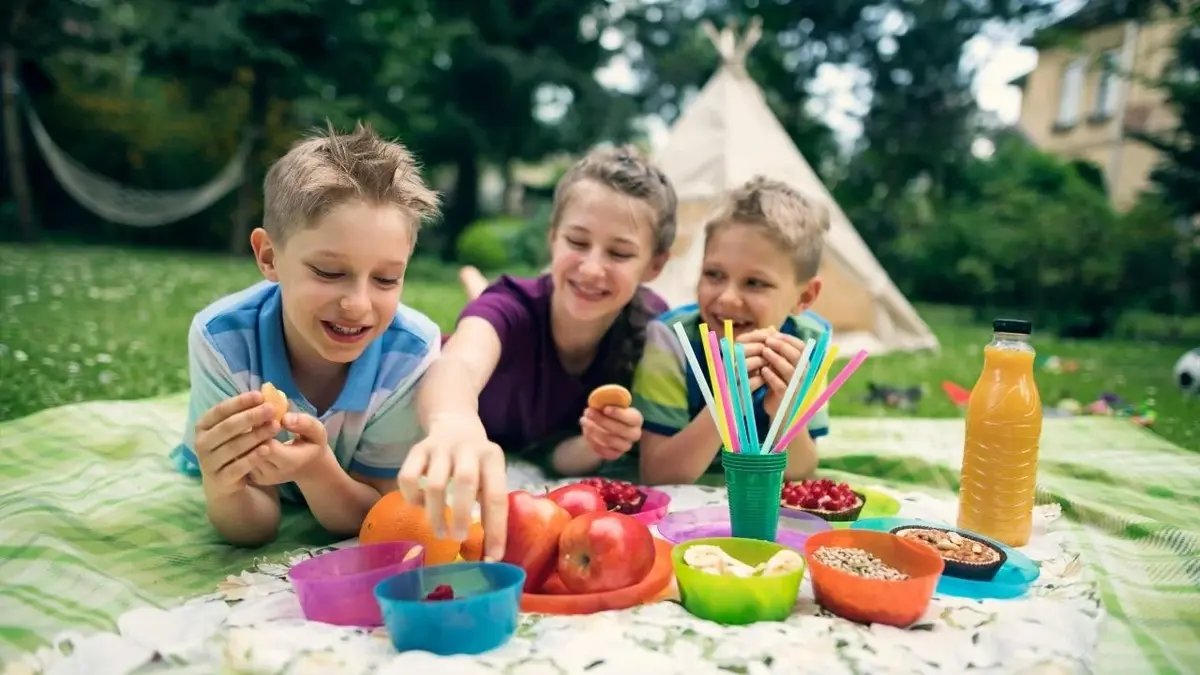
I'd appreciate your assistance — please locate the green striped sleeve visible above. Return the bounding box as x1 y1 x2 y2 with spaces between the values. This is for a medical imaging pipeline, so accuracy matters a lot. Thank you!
633 320 691 436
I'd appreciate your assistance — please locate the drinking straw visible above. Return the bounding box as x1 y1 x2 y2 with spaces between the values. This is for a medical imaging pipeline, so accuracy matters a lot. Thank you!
782 329 831 427
772 349 870 452
698 323 733 451
724 319 735 355
789 344 841 428
721 337 751 455
672 322 721 430
708 331 741 453
760 337 816 454
734 343 761 455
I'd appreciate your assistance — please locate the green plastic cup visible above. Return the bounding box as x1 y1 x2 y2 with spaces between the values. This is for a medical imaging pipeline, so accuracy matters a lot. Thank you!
671 537 805 625
722 450 787 541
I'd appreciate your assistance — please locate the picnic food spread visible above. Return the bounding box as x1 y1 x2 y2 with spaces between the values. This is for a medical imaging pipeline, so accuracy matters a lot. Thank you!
811 546 910 581
682 544 805 578
260 382 288 422
780 479 865 521
587 384 632 409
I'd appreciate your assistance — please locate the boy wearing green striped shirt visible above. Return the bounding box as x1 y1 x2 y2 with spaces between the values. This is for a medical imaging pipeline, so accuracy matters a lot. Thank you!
632 177 832 485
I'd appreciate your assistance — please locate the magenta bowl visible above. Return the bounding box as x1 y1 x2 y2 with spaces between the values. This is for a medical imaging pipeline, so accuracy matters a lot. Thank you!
632 487 671 525
288 541 425 627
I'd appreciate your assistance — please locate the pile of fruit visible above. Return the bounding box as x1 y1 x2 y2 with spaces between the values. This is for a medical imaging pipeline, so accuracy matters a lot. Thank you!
779 479 865 521
502 483 658 594
561 475 648 511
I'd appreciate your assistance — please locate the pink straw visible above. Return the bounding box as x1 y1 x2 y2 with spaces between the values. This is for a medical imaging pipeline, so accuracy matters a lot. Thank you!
771 350 869 453
708 331 741 453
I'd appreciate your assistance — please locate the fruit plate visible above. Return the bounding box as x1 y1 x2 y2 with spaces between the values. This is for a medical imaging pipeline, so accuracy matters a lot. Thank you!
655 505 832 549
851 517 1040 599
520 538 675 615
781 486 901 529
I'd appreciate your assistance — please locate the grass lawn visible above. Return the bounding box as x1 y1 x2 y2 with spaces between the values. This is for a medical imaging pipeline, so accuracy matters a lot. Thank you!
2 243 1197 451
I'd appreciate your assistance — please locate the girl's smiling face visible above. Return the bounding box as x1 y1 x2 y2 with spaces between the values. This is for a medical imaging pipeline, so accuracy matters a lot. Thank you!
548 180 666 323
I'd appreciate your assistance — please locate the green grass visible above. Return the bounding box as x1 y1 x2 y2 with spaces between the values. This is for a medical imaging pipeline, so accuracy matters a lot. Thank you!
1 244 1197 451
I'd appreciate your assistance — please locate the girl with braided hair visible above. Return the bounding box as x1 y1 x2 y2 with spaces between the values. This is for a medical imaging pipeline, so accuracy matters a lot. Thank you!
398 145 677 560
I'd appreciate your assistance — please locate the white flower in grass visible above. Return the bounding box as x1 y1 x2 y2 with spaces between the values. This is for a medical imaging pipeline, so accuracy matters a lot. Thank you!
96 353 112 364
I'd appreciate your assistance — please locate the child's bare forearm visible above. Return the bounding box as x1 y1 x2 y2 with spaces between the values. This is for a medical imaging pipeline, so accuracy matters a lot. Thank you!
294 451 385 537
783 432 819 481
205 483 281 547
550 435 604 476
639 411 724 485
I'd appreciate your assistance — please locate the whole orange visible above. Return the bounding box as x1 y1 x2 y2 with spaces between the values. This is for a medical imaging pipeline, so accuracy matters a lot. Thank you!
359 492 461 565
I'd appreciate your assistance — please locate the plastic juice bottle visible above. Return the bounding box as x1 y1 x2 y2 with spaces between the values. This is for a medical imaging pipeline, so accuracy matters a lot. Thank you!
956 319 1043 547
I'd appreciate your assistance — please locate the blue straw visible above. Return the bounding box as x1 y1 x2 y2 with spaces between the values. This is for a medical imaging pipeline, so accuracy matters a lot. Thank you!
721 338 751 455
734 343 761 454
784 329 831 426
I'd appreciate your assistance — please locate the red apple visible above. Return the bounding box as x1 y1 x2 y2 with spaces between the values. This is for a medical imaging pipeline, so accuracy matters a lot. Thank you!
546 483 608 518
556 511 656 594
501 490 572 592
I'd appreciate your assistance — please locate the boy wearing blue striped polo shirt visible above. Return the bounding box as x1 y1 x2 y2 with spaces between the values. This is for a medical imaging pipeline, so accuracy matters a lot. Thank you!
171 123 441 546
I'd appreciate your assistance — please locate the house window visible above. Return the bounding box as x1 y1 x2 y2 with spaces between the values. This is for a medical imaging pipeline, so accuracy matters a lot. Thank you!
1056 57 1087 129
1093 49 1121 120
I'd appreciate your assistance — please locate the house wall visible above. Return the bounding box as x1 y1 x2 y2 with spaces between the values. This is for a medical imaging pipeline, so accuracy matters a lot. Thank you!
1016 16 1182 209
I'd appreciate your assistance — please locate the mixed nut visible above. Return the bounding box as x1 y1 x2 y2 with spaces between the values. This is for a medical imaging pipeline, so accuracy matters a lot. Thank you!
895 528 1000 565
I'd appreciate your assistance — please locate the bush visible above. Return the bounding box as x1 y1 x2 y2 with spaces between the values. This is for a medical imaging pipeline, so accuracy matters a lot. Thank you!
455 217 523 272
890 136 1126 336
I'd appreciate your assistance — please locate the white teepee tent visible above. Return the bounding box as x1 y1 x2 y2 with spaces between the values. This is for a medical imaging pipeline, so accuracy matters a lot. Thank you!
647 18 939 355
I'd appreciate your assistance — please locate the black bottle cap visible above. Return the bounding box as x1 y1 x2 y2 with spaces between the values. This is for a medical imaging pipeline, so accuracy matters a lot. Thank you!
993 318 1032 335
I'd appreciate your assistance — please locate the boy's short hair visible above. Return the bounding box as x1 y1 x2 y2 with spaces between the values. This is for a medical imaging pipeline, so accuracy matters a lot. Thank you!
262 121 440 244
704 176 831 282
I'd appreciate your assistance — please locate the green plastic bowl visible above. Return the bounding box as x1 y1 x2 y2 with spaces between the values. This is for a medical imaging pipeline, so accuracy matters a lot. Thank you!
671 537 806 625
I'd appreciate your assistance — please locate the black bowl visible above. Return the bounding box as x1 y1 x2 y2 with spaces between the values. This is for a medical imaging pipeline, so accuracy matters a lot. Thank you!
888 525 1007 581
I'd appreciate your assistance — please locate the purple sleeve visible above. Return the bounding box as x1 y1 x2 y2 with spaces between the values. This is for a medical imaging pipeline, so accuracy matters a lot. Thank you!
457 285 530 346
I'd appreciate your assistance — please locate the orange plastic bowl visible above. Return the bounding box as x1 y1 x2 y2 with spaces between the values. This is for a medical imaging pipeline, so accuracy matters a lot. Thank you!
803 529 943 627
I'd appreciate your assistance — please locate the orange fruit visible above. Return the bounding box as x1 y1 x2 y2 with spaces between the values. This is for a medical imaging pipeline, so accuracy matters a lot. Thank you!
359 492 461 565
459 522 486 561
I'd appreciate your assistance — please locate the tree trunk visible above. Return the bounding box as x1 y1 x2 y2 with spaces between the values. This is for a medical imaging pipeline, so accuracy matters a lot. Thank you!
441 152 480 260
1 43 37 241
229 71 272 255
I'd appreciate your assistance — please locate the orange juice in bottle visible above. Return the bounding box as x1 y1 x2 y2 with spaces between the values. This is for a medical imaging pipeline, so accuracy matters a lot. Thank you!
956 318 1043 547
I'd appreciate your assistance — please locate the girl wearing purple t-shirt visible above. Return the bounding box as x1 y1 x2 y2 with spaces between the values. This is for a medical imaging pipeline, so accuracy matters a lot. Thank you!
398 146 677 558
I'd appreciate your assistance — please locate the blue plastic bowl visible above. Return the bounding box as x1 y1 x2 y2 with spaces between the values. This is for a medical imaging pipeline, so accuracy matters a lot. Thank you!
374 561 525 655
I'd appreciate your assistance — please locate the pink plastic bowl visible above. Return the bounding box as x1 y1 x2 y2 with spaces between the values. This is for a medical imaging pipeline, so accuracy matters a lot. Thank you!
632 487 671 526
288 541 425 627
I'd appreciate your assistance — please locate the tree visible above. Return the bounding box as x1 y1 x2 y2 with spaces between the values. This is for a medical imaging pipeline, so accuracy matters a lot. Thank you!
132 0 441 253
1136 2 1199 311
1 0 104 241
404 1 635 259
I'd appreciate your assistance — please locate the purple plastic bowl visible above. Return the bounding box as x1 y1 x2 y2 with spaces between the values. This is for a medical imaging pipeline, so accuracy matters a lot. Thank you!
631 487 671 526
288 541 425 627
655 505 832 550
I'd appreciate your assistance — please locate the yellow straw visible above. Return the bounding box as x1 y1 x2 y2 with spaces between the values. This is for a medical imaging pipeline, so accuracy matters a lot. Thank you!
699 322 732 451
789 345 841 427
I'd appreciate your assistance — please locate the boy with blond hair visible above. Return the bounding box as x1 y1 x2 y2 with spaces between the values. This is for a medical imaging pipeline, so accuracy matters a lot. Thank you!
633 176 832 485
171 123 442 546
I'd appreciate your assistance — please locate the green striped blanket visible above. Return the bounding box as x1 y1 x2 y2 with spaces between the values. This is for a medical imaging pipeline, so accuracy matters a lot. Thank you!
0 395 1197 672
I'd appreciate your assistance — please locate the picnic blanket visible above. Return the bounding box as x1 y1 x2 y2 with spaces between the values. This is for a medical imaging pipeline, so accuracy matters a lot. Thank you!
0 395 1197 673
